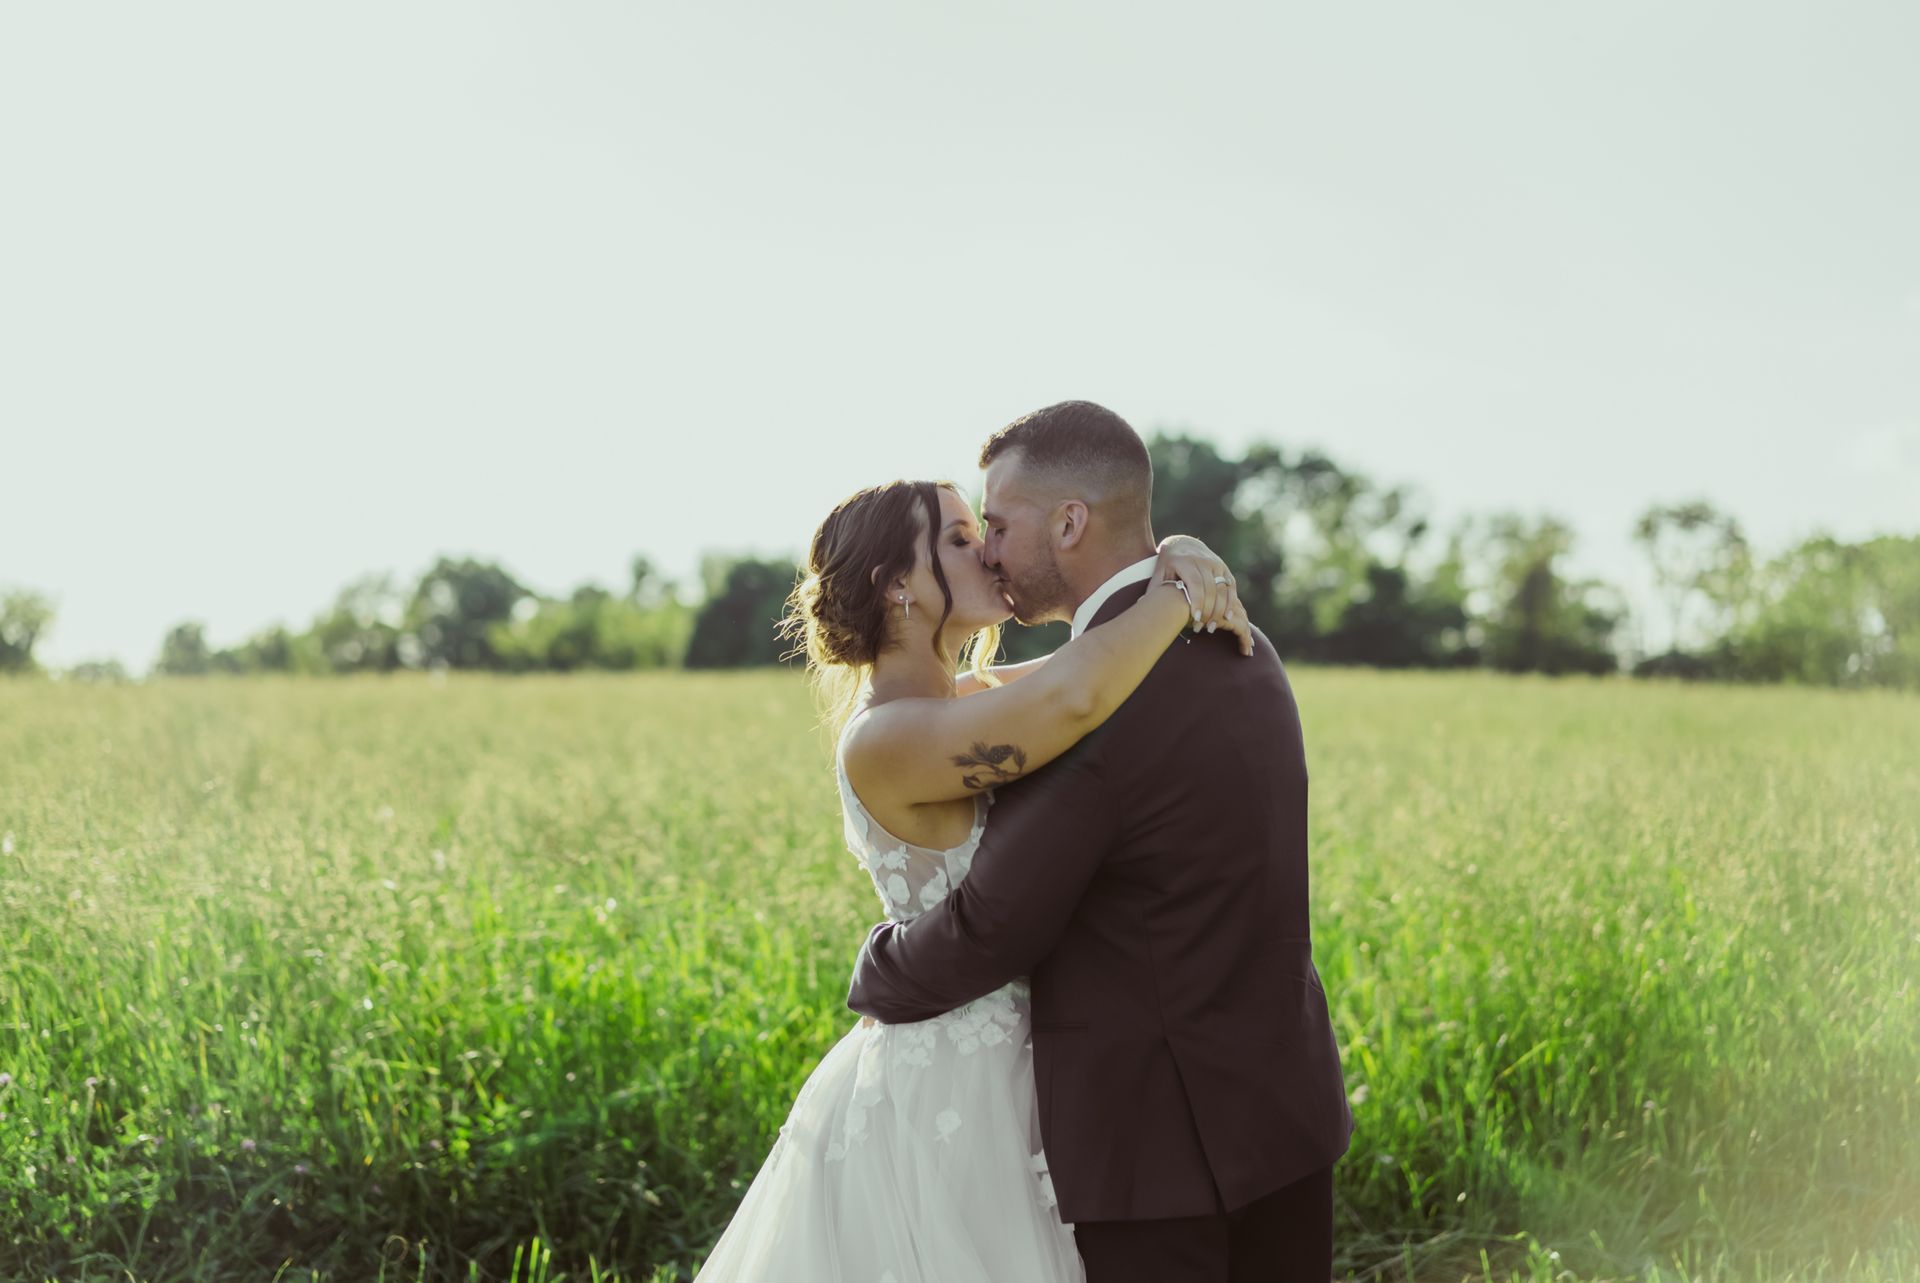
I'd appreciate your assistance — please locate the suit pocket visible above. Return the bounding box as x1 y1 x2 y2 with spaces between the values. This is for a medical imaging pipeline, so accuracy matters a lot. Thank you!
1231 972 1329 1046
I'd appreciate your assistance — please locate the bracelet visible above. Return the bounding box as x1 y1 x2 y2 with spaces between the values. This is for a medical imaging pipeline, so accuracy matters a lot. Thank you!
1157 577 1197 644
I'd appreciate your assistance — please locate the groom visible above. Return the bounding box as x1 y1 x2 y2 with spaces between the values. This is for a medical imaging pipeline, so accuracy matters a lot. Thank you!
848 400 1355 1281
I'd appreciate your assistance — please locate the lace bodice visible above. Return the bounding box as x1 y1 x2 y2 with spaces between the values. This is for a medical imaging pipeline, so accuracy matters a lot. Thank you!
836 709 994 922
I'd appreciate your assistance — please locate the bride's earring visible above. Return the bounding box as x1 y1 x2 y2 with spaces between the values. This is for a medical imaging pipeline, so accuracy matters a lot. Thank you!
900 596 910 622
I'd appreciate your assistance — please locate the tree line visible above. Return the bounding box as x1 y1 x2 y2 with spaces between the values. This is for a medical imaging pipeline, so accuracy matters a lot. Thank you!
3 432 1914 689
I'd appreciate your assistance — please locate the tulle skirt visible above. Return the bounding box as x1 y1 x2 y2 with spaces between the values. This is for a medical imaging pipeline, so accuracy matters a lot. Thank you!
693 982 1083 1282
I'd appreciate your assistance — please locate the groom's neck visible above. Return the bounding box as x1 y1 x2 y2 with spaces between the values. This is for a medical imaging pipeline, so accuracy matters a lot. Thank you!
1063 539 1159 619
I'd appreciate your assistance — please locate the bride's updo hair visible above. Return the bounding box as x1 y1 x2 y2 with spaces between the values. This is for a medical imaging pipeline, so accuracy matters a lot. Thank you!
779 479 1002 733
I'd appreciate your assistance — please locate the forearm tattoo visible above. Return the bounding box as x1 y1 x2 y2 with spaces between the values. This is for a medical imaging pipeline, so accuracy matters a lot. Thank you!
951 742 1029 791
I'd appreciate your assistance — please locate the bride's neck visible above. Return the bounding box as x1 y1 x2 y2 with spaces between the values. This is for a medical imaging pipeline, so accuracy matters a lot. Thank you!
868 641 961 703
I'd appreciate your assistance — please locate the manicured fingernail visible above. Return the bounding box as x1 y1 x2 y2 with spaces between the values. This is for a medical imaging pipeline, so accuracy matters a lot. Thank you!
1207 622 1216 632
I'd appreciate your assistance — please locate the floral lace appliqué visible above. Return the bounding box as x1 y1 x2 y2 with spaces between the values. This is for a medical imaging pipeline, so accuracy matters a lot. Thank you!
943 987 1022 1055
889 1022 937 1069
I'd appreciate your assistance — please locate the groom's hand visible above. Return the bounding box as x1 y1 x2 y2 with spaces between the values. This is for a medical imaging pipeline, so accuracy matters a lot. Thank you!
849 745 1118 1024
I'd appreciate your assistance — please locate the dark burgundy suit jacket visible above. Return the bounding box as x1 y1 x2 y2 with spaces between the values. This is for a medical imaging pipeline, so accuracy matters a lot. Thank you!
847 579 1355 1225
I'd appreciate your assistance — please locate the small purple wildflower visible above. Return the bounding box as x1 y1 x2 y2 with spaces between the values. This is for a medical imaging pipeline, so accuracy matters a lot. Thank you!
241 1138 256 1151
84 1077 100 1089
0 1072 12 1087
294 1162 309 1175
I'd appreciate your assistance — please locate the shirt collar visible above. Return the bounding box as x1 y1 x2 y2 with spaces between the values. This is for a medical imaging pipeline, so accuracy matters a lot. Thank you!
1070 555 1161 638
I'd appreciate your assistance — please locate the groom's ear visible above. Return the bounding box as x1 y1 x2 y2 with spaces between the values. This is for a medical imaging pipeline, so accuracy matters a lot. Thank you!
1056 499 1090 551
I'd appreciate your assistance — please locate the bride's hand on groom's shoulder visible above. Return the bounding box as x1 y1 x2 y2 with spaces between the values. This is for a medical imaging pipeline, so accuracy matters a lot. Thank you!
1155 535 1256 657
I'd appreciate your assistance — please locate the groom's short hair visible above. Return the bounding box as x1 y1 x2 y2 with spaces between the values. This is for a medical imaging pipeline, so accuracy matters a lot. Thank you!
978 400 1153 528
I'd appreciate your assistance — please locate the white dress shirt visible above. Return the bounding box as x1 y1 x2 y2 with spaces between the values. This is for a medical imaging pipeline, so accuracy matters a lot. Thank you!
1069 555 1162 639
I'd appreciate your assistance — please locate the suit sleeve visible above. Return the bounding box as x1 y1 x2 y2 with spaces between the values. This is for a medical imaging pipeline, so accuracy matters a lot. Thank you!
847 744 1118 1024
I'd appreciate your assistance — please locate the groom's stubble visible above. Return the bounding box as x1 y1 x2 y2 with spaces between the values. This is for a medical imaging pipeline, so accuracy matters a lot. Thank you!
1002 541 1076 627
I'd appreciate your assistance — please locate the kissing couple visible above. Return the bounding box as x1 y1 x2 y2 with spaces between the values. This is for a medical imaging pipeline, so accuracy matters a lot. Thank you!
695 400 1353 1282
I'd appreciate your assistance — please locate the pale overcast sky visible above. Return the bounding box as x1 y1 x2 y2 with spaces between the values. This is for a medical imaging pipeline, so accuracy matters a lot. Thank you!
5 2 1916 671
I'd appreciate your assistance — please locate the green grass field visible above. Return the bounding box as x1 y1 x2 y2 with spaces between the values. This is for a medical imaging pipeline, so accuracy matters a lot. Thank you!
1 669 1915 1282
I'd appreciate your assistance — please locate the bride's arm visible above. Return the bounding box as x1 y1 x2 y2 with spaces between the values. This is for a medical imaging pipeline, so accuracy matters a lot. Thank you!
844 545 1251 809
952 536 1235 697
955 657 1048 696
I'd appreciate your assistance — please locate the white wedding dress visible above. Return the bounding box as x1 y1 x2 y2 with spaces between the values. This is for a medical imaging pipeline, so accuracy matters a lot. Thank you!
692 712 1083 1282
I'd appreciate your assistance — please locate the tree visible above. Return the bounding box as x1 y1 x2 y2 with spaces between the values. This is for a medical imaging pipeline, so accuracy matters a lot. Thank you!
490 582 694 672
1319 562 1472 668
627 554 678 608
155 622 213 676
1237 442 1464 665
63 658 129 684
405 558 533 671
1151 434 1288 630
685 556 803 668
0 589 55 674
1478 514 1620 675
1632 500 1751 654
211 625 302 675
1713 533 1920 688
308 573 407 673
1858 534 1920 688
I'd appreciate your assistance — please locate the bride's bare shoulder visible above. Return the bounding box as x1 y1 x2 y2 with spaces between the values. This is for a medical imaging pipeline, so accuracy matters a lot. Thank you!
840 695 950 811
843 695 940 763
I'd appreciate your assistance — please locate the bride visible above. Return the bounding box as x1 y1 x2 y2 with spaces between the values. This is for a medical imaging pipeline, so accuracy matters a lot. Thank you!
692 478 1250 1282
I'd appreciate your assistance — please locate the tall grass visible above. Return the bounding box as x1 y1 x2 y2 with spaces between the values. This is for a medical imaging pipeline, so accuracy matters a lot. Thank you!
0 669 1914 1281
